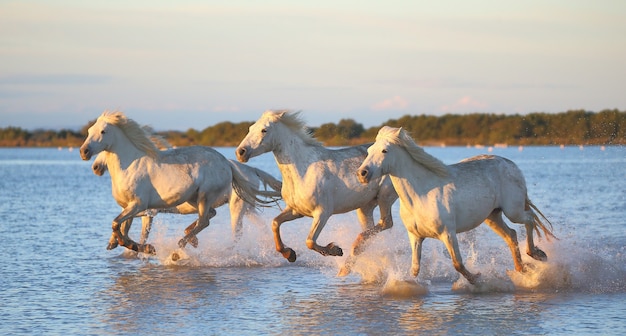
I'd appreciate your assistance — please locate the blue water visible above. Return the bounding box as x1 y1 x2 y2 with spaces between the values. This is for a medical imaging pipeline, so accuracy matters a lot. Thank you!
0 146 625 335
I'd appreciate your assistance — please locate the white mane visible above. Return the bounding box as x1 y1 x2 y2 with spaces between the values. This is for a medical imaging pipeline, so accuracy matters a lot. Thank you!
263 110 322 147
377 126 449 177
97 110 160 158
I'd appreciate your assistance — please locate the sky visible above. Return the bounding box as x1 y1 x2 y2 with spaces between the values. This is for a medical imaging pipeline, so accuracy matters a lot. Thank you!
1 0 625 131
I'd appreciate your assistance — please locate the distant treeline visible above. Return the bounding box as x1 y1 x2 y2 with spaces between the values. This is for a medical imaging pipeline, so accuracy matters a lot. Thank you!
1 109 624 147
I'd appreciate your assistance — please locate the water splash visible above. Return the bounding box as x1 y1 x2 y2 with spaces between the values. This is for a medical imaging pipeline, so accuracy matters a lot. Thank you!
121 210 626 295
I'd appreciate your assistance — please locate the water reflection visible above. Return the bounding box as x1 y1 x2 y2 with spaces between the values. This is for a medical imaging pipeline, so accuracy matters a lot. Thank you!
98 261 218 334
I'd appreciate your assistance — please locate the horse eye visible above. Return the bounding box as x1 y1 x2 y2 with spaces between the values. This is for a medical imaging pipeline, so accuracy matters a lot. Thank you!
382 149 388 153
261 129 267 134
100 130 106 134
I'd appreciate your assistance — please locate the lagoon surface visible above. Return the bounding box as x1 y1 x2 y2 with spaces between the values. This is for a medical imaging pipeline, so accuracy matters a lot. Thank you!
1 146 625 335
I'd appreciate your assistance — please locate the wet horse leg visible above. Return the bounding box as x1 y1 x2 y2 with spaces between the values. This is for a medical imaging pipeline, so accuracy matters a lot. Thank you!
229 195 248 242
139 215 152 245
272 208 303 262
351 195 395 256
510 202 548 261
340 195 396 276
440 229 480 284
107 217 133 250
178 193 218 248
181 208 216 248
525 222 548 261
306 211 343 257
111 205 155 254
409 234 425 277
484 211 524 272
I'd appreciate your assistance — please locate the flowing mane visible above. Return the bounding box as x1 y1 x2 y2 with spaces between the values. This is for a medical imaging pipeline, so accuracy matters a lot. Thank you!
98 110 160 158
264 110 322 147
377 126 449 177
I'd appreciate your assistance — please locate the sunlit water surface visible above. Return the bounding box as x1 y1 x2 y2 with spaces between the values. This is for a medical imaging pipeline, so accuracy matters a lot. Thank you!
1 146 624 335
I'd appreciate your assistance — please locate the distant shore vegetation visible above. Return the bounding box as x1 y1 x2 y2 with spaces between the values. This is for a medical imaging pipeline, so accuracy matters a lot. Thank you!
1 109 624 148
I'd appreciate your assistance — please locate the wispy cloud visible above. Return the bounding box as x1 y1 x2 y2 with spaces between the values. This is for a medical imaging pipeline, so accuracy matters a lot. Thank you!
0 74 111 86
440 95 488 113
371 95 408 111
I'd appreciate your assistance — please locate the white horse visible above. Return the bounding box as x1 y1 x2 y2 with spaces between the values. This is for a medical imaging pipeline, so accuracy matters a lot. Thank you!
93 152 282 249
357 126 555 284
80 110 280 254
236 110 398 267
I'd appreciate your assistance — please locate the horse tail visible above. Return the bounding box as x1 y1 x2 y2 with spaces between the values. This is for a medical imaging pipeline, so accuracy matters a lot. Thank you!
251 167 283 192
527 198 557 241
229 163 282 208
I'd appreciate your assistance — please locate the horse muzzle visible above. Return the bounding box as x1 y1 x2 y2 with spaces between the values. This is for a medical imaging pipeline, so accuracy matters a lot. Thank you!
92 162 105 176
357 167 371 184
80 146 92 160
235 146 250 163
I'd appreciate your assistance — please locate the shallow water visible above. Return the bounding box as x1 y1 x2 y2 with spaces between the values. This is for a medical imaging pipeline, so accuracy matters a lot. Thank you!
1 146 625 335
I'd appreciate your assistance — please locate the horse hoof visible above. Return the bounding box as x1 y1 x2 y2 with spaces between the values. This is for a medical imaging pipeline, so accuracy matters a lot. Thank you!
527 249 548 261
282 248 297 262
337 265 351 277
468 272 482 285
327 242 343 257
178 238 187 248
189 236 199 249
107 242 118 250
144 244 156 255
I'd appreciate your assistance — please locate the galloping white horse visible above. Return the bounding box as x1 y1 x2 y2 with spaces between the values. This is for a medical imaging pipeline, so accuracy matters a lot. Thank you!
357 126 555 284
236 110 398 266
80 110 280 254
93 152 282 248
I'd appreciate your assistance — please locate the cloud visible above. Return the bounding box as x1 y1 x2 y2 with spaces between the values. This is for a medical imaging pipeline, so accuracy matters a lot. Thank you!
0 74 111 86
440 95 488 113
371 95 409 111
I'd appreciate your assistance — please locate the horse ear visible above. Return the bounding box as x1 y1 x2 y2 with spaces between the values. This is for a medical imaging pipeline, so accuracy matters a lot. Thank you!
395 127 403 136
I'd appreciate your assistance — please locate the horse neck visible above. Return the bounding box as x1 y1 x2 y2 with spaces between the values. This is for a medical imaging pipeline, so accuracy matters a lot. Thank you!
271 126 322 179
106 135 153 175
388 152 448 200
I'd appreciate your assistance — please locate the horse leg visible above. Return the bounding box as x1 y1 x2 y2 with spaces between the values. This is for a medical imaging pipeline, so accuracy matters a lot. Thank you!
340 194 396 276
338 206 376 276
409 233 425 278
179 208 216 248
306 211 343 257
112 207 155 254
525 222 547 261
107 217 133 250
178 196 217 248
272 208 303 262
351 193 396 254
349 204 376 255
484 211 524 272
440 230 480 284
183 220 199 248
229 195 247 242
136 214 156 254
507 204 548 261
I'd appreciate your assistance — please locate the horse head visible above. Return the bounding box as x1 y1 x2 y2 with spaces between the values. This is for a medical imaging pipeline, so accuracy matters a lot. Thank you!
80 111 159 161
236 110 286 162
357 126 402 184
80 115 117 161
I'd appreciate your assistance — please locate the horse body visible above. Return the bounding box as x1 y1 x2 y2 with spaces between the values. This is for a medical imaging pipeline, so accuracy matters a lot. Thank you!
357 126 554 284
236 110 397 265
80 111 278 254
93 151 281 246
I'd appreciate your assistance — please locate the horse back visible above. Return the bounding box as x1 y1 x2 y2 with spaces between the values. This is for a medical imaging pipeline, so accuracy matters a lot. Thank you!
451 155 528 203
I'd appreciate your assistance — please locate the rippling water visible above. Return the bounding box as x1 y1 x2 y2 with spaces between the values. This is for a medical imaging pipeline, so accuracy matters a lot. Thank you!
1 146 625 335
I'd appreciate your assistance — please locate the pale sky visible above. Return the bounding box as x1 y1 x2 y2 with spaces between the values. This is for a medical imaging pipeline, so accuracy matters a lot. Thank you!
1 0 625 131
